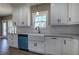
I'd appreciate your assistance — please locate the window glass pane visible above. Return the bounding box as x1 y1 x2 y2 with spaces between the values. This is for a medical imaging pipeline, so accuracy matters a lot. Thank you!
34 15 47 28
39 22 46 28
35 16 39 22
8 20 16 33
14 27 16 33
42 16 47 19
35 22 40 28
39 16 43 21
42 18 46 21
42 16 47 21
8 21 13 27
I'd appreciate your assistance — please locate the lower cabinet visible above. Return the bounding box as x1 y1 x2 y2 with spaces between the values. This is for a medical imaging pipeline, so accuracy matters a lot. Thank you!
8 34 18 48
45 37 79 55
28 40 45 54
62 38 78 55
45 37 63 55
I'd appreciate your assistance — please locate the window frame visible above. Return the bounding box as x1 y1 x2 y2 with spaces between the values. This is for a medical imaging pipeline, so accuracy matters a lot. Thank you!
32 11 48 29
8 20 17 34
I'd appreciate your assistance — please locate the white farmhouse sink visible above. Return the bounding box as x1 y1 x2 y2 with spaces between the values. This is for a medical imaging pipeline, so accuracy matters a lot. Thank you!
28 33 45 41
28 33 44 36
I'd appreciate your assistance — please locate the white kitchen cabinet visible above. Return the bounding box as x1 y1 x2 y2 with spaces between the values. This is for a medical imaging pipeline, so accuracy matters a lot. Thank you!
8 34 13 47
28 40 45 54
45 37 63 55
62 38 78 55
28 34 45 54
13 5 31 26
68 3 79 24
50 3 68 25
8 34 18 48
45 36 79 55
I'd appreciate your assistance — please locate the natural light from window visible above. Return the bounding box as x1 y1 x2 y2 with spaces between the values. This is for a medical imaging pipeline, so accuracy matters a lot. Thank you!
34 15 47 28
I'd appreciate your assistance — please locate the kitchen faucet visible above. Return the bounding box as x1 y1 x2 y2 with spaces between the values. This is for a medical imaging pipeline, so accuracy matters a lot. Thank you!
35 27 41 33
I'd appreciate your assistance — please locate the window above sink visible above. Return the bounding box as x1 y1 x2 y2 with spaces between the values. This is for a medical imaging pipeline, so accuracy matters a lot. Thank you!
32 11 48 29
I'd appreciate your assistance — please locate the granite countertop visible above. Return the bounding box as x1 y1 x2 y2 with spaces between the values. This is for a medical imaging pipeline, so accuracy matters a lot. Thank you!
44 33 79 39
8 33 79 39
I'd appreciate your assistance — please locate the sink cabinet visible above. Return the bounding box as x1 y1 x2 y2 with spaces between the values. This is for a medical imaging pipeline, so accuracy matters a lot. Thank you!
28 41 45 54
28 34 45 54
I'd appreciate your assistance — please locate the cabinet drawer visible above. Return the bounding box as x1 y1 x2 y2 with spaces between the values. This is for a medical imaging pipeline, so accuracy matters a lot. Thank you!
28 36 44 41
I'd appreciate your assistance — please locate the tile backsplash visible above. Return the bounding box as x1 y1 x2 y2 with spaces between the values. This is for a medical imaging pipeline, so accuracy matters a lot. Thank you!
17 25 79 34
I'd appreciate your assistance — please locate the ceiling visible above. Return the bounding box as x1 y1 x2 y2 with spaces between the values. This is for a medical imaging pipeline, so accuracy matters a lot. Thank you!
0 3 13 16
0 3 40 17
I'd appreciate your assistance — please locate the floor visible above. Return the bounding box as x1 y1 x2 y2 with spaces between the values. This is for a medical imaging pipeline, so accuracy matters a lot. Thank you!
0 39 38 55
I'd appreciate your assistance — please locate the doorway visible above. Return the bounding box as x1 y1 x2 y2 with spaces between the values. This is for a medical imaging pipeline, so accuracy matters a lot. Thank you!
2 21 8 39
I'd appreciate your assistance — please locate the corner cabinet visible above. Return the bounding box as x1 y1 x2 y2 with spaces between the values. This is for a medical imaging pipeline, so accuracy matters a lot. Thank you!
50 3 68 25
13 5 31 27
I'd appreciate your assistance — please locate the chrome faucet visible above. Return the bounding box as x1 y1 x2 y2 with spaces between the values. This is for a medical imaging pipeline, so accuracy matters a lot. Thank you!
35 27 41 33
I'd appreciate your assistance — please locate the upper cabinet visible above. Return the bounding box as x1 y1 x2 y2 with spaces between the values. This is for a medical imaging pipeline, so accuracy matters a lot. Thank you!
68 3 79 24
50 3 68 25
50 3 79 25
13 4 31 26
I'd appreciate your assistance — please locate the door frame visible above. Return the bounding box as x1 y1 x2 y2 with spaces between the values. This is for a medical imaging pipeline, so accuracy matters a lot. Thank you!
2 20 8 38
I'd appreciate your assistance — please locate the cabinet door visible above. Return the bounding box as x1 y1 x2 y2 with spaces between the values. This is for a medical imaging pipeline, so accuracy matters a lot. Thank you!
8 34 14 47
13 35 18 48
63 38 78 55
50 3 68 25
8 34 18 48
69 3 79 24
28 40 44 53
13 6 31 26
18 7 26 26
45 37 62 55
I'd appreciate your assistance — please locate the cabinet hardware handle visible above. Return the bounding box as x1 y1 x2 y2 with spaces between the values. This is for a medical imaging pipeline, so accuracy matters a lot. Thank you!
64 40 66 45
69 17 71 22
58 19 61 23
51 38 57 39
34 43 37 46
22 21 24 24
